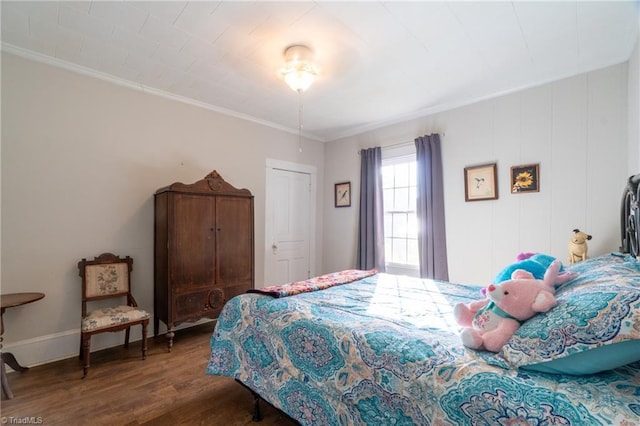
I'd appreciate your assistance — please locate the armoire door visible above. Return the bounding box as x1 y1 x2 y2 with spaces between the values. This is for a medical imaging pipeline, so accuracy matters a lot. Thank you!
215 195 253 287
171 193 216 288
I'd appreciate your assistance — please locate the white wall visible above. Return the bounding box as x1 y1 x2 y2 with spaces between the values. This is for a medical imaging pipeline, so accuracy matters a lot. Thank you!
1 52 325 366
323 139 361 270
323 63 630 286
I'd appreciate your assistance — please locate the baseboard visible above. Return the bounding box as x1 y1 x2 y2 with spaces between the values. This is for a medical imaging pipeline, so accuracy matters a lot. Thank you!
2 319 214 370
2 327 144 371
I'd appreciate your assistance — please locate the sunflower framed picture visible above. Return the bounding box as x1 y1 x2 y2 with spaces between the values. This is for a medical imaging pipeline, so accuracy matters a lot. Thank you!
510 163 540 194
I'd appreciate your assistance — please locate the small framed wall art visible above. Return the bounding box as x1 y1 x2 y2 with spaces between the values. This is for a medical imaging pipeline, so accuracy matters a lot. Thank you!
335 182 351 207
510 163 540 194
464 163 498 201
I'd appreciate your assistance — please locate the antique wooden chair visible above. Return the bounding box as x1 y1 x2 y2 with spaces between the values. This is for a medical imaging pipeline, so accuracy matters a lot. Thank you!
78 253 149 378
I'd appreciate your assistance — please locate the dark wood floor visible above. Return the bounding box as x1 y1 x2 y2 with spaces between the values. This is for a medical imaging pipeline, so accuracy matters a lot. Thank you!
1 323 298 426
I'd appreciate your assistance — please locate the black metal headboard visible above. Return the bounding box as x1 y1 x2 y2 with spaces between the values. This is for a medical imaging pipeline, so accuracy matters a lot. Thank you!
621 173 640 257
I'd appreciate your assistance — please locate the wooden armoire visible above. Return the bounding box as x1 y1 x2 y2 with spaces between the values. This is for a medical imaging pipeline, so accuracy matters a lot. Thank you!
153 170 254 351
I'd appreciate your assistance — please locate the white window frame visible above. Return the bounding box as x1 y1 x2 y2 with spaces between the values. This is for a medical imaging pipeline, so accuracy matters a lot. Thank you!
381 144 419 277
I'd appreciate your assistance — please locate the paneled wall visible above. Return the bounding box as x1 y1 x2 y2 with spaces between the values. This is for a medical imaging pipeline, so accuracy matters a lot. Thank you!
323 63 630 286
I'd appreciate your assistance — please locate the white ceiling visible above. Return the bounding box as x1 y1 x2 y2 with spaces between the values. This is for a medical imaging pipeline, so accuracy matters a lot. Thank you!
2 1 638 141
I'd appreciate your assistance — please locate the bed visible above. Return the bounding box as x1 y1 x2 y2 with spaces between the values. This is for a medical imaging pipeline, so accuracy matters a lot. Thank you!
207 174 640 425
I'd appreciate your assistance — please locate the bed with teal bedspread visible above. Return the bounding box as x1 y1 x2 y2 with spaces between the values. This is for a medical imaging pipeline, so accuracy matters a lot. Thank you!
207 254 640 425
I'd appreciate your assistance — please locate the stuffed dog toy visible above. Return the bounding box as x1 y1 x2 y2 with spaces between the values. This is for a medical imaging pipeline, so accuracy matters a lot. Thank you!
568 229 592 263
454 260 559 353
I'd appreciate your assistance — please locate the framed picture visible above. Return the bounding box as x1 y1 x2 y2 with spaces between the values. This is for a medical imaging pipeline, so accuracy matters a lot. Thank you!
335 182 351 207
510 163 540 194
464 163 498 201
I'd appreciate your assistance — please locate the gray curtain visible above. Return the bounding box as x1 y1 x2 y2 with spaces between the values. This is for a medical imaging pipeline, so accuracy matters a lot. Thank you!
415 134 449 280
356 147 385 271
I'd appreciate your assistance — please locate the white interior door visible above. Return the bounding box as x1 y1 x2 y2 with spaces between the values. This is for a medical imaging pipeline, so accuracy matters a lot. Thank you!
265 161 315 286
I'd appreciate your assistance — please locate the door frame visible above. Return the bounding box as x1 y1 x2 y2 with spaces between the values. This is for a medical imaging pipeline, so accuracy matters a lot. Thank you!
265 159 317 285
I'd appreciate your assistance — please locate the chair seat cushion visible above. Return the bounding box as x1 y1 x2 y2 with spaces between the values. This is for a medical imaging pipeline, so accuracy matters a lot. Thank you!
82 305 150 332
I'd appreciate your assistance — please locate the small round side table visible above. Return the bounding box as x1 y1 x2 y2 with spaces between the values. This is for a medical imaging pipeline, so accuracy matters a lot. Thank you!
1 292 45 399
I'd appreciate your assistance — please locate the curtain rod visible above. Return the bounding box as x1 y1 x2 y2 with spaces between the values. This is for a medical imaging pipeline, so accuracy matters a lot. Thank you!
357 141 411 155
358 132 445 155
383 140 413 150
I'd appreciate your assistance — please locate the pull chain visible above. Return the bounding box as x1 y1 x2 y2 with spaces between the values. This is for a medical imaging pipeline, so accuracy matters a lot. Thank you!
298 89 304 153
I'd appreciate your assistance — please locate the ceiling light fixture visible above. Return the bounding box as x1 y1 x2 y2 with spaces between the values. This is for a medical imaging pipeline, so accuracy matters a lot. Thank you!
280 44 318 93
280 44 318 153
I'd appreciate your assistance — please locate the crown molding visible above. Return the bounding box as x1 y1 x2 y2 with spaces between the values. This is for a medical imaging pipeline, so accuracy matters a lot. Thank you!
1 43 325 142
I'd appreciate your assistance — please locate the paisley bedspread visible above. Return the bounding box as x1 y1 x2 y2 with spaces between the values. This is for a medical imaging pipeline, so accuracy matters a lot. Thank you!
207 269 640 425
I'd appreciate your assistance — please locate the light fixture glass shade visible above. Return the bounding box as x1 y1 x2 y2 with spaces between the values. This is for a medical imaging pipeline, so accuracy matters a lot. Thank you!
281 45 318 92
283 66 316 92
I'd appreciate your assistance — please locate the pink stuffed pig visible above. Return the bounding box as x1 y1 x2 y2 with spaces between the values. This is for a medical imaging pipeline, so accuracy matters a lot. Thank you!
454 260 560 353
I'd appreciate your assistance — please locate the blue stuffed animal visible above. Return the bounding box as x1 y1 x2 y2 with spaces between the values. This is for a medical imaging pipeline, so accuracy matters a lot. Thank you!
493 252 577 286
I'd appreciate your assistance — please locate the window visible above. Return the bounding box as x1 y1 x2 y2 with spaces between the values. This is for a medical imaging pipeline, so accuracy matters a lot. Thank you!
382 153 418 275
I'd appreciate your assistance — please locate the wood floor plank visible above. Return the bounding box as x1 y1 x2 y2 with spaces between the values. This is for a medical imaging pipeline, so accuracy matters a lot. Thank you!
1 323 298 426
